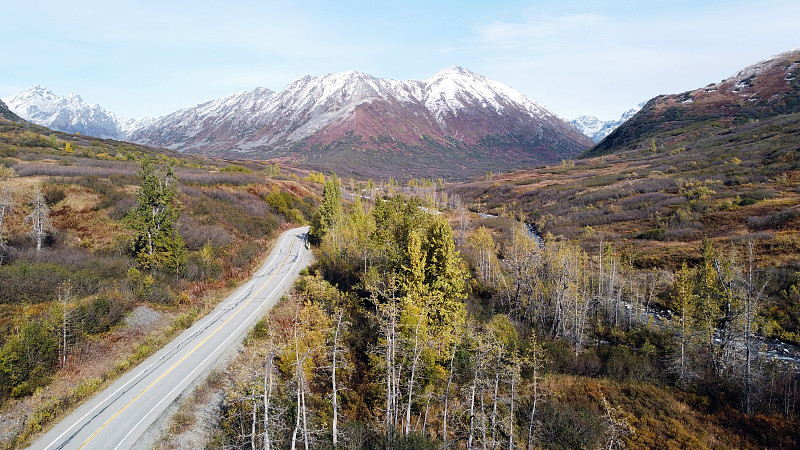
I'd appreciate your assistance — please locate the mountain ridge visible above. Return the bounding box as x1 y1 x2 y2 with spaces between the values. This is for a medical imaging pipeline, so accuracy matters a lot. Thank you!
583 49 800 157
1 85 143 140
572 104 643 143
128 67 591 178
0 99 22 122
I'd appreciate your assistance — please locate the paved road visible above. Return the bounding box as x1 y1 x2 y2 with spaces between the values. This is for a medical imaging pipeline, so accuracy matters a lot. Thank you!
31 226 312 450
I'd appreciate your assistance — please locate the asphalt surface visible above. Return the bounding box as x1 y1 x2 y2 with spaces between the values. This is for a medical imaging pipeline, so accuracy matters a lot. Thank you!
30 226 312 450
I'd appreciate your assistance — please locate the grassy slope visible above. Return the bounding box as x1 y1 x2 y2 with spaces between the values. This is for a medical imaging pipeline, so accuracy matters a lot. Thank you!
0 101 22 123
0 118 319 448
448 113 800 338
440 111 800 447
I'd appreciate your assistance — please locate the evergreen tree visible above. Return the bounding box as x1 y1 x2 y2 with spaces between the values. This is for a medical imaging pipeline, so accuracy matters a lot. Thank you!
309 173 342 244
126 156 185 273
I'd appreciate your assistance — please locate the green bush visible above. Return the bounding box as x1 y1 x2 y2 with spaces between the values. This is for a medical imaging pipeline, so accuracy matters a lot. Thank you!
219 164 253 173
0 319 58 401
75 292 127 334
637 228 666 240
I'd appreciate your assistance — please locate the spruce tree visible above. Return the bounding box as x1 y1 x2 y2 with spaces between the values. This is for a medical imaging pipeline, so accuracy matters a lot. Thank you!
310 172 342 244
126 156 185 273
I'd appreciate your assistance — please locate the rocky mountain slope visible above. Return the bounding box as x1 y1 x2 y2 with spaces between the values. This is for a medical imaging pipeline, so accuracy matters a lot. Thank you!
1 85 147 140
0 99 22 122
129 67 592 179
571 104 642 143
584 49 800 157
3 69 593 179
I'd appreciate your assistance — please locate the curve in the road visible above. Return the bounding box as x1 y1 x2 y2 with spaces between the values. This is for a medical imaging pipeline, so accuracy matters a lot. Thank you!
33 227 311 450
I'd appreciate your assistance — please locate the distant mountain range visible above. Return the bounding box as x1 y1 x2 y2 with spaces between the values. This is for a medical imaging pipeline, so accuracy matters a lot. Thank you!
584 49 800 157
14 47 797 178
127 67 592 178
571 104 643 143
3 68 592 178
1 86 154 140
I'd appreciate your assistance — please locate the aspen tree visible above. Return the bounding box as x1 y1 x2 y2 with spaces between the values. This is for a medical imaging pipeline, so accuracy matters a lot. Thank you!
743 237 766 415
0 187 12 262
26 184 50 251
673 261 696 389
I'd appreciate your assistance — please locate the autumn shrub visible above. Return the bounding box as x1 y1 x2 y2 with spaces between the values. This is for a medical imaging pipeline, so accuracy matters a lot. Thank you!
219 164 253 173
0 318 58 401
637 228 666 240
107 194 136 220
535 401 604 449
178 170 263 186
194 195 280 239
14 162 136 178
599 345 658 383
18 131 53 149
0 262 98 304
44 187 66 206
229 241 263 271
747 208 800 230
74 291 128 334
178 216 234 250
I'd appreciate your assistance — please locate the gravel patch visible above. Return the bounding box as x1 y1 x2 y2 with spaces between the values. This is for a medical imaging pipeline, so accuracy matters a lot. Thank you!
124 306 162 332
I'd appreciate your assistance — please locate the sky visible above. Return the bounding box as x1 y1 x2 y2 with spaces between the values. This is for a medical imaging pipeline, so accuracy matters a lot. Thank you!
3 0 799 121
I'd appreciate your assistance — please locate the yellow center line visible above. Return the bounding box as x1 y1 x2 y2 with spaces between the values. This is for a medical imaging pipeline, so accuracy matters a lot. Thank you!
77 236 297 449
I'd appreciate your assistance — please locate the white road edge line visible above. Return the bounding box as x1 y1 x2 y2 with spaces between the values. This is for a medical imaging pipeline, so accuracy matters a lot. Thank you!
41 230 294 450
115 231 306 448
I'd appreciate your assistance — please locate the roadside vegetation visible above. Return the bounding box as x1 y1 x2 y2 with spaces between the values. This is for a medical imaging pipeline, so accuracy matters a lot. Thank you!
448 112 800 344
0 118 318 448
205 173 798 449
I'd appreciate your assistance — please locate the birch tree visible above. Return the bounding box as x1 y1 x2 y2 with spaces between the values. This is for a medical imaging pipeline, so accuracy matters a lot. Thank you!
0 187 13 262
673 262 696 390
743 237 766 415
26 184 50 251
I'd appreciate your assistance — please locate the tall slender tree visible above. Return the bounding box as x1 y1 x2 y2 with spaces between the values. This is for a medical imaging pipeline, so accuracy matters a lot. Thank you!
26 184 50 251
0 187 13 262
310 172 343 244
126 156 185 273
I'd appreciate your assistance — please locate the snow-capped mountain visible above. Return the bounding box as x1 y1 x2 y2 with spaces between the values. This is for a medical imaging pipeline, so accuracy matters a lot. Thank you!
2 85 139 140
572 104 643 143
130 67 591 178
585 49 800 158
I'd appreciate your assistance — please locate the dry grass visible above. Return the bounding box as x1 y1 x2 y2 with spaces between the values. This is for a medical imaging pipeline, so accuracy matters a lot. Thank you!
542 374 800 449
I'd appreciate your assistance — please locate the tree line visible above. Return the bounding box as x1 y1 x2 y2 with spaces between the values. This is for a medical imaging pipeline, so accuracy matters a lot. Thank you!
213 176 662 449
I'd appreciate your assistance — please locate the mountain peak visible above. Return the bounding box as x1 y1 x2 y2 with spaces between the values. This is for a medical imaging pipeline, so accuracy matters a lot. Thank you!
585 49 800 157
130 67 590 178
2 85 130 140
430 66 483 80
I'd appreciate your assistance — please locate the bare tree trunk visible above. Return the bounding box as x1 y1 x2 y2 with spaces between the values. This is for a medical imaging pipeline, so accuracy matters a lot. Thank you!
251 387 258 450
508 368 515 450
443 344 456 442
480 383 487 450
744 237 766 415
422 391 431 434
27 185 50 252
0 187 12 263
59 281 72 368
468 354 480 449
291 383 300 450
404 315 424 435
490 358 500 449
331 311 343 447
301 384 309 450
264 352 274 450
